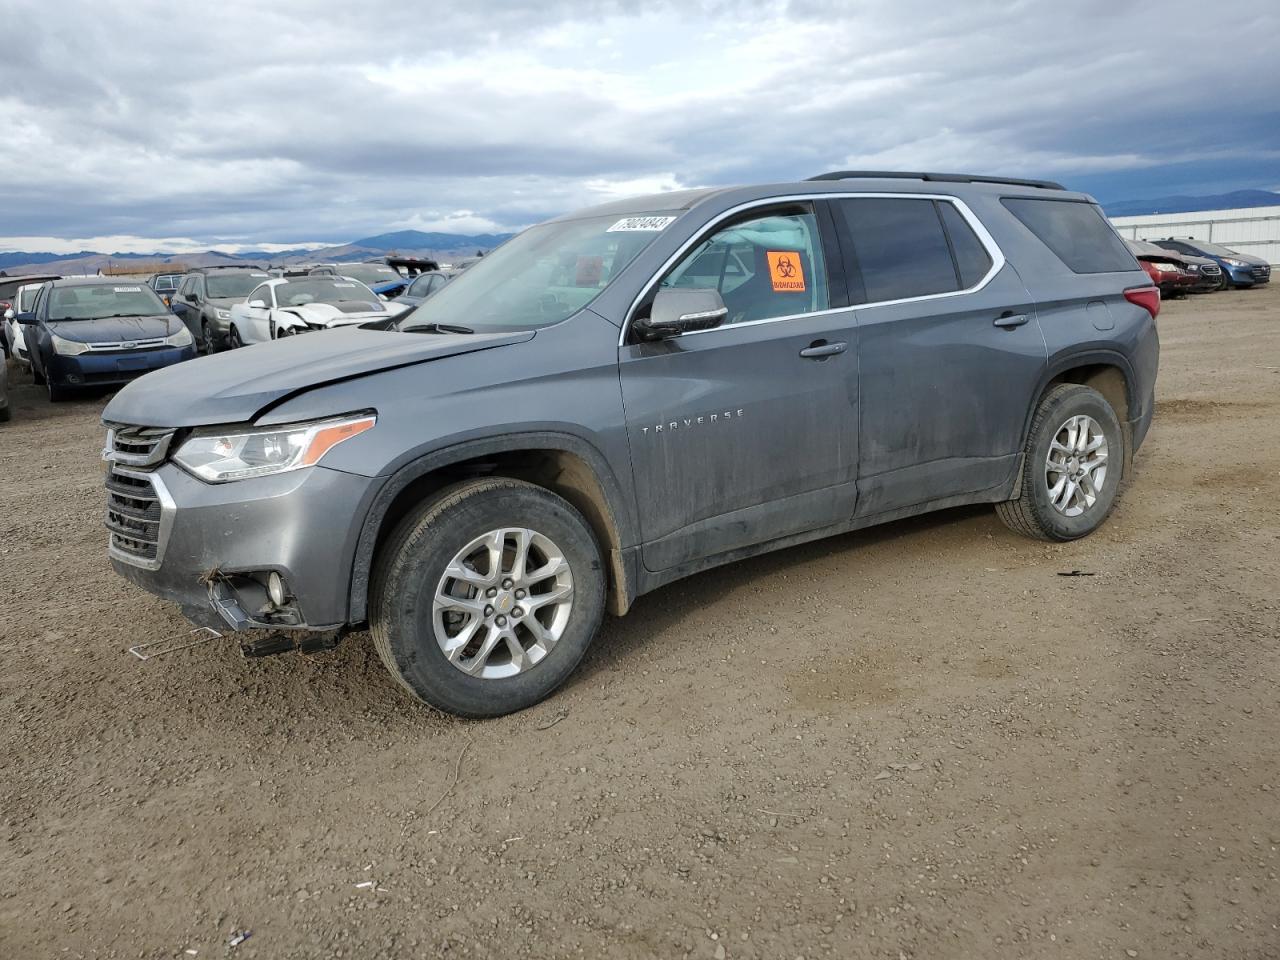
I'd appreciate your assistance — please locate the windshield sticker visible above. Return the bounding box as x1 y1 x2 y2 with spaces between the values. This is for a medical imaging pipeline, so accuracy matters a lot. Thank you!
575 255 604 287
607 216 677 233
766 252 806 292
113 286 143 293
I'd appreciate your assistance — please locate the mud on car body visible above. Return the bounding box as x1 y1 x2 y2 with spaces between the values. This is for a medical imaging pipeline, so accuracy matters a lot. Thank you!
102 171 1159 718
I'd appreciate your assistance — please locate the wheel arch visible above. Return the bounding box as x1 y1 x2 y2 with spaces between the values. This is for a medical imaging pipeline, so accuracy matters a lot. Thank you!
1024 350 1137 471
349 431 638 623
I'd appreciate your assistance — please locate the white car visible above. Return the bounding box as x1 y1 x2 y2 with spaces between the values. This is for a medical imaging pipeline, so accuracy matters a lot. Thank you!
227 276 410 347
3 281 48 369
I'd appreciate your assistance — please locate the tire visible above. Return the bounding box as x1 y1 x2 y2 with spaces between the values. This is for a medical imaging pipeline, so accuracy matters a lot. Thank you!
201 319 217 354
228 325 244 349
32 358 45 385
46 377 69 402
371 477 606 718
996 384 1124 542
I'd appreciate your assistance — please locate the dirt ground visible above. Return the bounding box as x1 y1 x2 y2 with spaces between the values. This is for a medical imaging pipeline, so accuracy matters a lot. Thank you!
2 285 1278 960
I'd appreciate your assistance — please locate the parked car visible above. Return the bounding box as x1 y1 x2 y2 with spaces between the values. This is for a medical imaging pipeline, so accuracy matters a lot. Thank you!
19 278 195 401
226 276 406 345
0 349 9 422
0 274 60 358
4 280 51 368
313 262 409 298
1149 238 1271 289
1123 240 1197 298
148 272 185 307
392 270 454 308
102 171 1158 718
170 268 271 352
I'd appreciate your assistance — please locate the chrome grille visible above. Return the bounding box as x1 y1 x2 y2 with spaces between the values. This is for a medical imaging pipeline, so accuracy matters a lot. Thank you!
103 424 175 467
1201 264 1221 275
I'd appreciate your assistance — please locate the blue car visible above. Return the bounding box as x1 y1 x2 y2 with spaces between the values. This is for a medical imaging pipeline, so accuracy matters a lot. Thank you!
1150 238 1271 289
18 278 196 401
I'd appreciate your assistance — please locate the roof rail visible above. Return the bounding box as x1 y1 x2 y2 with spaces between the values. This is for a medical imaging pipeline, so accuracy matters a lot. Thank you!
806 170 1065 190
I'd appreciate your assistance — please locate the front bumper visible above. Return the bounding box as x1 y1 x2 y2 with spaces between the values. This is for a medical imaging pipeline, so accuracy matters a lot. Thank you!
1224 263 1271 286
108 461 385 631
49 345 195 388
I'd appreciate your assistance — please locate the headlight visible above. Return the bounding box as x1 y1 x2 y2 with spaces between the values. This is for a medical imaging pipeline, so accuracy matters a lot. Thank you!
215 308 231 320
165 327 194 348
1222 258 1246 267
172 413 376 483
1151 262 1178 272
51 333 89 356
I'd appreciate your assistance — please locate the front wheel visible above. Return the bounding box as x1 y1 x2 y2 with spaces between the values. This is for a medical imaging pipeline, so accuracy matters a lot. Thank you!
371 478 606 718
996 384 1124 541
228 325 244 349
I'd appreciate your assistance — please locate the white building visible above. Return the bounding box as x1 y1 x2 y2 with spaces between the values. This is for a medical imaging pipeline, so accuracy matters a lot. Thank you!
1109 206 1280 265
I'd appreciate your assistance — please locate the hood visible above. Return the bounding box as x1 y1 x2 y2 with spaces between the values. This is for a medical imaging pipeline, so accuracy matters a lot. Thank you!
47 314 177 343
1230 252 1269 266
103 325 535 428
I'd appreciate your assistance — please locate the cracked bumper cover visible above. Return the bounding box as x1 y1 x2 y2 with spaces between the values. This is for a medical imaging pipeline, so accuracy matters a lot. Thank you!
109 462 385 631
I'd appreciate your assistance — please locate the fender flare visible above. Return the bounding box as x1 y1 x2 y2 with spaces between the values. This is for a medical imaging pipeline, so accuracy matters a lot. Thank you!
1023 349 1139 437
346 430 637 623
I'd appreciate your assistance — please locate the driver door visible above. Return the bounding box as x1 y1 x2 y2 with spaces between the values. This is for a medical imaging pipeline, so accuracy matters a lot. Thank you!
618 203 859 572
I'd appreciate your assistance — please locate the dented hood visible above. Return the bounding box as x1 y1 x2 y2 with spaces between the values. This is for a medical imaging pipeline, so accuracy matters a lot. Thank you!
103 325 534 428
278 302 389 328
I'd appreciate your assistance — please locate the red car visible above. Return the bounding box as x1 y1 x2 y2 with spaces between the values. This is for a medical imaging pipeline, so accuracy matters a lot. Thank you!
1125 240 1197 298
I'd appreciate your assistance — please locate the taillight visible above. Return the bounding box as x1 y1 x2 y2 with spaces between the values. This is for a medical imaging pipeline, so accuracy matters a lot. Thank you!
1124 285 1160 320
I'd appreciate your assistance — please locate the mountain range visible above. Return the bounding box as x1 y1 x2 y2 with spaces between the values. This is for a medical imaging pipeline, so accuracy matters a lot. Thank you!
0 229 514 277
1101 189 1280 217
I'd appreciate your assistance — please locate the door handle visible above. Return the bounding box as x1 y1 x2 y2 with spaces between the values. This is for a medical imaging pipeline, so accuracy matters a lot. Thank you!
993 312 1030 328
799 340 847 359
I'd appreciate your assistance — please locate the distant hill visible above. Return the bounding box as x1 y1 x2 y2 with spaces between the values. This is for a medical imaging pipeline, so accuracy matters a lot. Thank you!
1104 189 1280 217
0 229 514 277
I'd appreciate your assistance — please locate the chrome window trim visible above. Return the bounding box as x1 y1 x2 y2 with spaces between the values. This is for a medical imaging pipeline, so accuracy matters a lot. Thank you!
619 192 1007 346
106 466 176 571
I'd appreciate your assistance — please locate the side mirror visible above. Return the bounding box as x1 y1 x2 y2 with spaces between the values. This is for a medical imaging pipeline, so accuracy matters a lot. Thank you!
15 312 37 326
635 288 728 340
3 308 13 321
247 300 268 310
184 293 198 303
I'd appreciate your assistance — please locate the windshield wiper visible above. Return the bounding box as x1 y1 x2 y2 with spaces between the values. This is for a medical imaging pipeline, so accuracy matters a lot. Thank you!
400 322 475 335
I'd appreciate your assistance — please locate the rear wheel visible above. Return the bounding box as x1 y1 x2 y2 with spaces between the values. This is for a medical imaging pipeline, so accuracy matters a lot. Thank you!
996 384 1124 541
371 478 605 718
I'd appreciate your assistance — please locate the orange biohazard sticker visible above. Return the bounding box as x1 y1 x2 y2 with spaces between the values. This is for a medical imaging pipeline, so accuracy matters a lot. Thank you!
767 251 806 292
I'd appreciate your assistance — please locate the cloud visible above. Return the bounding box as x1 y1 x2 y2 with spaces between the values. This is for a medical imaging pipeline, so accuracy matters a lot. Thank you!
0 0 1276 248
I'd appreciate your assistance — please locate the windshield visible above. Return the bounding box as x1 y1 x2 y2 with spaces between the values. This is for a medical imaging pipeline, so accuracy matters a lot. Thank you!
207 273 269 299
273 278 384 310
1177 240 1242 258
47 283 167 321
395 211 678 332
338 264 402 285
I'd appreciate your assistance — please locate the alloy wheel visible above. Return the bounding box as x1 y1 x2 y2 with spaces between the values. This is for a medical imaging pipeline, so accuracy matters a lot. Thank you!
1044 414 1109 517
432 527 574 679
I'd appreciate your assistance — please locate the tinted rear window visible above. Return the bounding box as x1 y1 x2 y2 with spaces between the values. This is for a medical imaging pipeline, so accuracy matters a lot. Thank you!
1002 198 1137 273
836 197 958 303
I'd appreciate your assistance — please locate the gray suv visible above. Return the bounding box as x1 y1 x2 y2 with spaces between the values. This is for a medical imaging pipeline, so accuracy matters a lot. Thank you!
102 172 1160 717
170 267 271 351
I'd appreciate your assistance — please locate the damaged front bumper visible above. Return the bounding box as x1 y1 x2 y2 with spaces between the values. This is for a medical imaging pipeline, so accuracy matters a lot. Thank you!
108 461 384 632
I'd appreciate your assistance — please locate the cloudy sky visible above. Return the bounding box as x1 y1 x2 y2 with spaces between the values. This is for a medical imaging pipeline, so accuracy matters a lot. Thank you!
1 0 1277 253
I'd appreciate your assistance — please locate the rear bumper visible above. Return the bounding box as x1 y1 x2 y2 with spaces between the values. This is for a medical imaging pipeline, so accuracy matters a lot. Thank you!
48 345 195 387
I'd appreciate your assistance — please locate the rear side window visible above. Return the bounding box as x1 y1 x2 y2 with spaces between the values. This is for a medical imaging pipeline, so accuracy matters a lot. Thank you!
835 198 959 303
1002 197 1136 273
939 202 993 288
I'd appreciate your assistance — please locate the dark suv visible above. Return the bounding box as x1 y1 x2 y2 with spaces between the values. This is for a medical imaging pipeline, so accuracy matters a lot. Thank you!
170 267 271 351
102 172 1159 717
